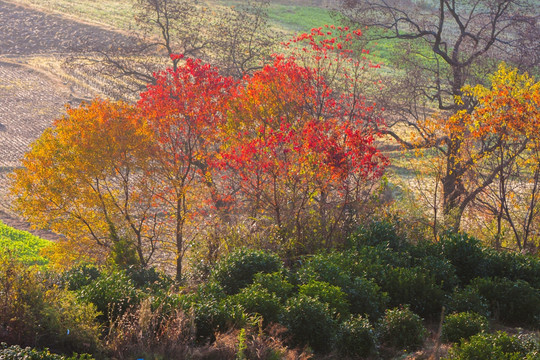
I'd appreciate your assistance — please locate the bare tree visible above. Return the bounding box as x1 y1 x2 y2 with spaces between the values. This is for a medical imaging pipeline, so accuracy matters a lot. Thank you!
338 0 540 230
68 0 277 99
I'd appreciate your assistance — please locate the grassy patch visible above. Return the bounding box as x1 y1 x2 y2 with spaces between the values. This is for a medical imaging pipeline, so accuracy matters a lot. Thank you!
0 220 51 267
266 5 336 33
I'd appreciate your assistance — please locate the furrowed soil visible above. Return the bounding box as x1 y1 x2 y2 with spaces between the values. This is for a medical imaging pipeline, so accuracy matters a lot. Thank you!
0 0 135 240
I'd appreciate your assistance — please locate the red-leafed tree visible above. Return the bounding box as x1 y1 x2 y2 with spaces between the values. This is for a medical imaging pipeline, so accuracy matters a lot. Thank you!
12 27 388 276
138 55 235 279
218 27 388 253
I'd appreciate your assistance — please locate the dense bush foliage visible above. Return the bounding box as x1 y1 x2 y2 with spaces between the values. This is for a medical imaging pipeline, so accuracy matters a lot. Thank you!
445 331 540 359
3 218 540 358
445 287 491 317
251 271 294 301
380 266 445 318
61 264 101 291
0 343 93 360
438 232 487 284
281 295 338 353
346 276 389 321
442 312 490 343
211 248 283 295
227 284 282 325
377 306 427 351
298 280 350 319
76 270 140 323
470 277 540 327
336 315 377 358
0 254 101 354
348 219 406 250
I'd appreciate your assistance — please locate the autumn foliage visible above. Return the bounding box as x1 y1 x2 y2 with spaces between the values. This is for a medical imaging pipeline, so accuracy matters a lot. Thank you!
11 27 388 277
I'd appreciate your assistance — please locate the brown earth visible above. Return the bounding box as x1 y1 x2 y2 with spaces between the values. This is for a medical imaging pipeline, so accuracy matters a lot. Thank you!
0 0 135 239
0 0 135 56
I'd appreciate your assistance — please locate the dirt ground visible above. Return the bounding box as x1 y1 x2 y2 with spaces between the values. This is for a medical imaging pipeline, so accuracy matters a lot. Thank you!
0 0 134 239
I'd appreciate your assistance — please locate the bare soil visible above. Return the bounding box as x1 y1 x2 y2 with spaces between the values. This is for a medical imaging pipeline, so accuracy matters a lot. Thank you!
0 0 134 239
0 0 134 56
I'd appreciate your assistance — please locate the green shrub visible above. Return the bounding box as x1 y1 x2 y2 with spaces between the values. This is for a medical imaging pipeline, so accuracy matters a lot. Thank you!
378 306 427 351
356 243 411 268
442 312 489 343
228 284 282 325
281 295 337 354
0 343 93 360
470 277 540 327
379 266 445 318
445 287 490 317
40 290 101 354
337 315 377 358
211 248 283 295
180 281 227 312
191 300 247 342
298 280 350 319
252 271 294 302
125 265 174 292
347 276 389 321
481 250 540 288
0 253 46 346
349 219 406 250
61 264 101 291
296 251 356 288
77 270 140 323
445 331 534 359
438 232 486 284
0 255 100 354
413 255 460 291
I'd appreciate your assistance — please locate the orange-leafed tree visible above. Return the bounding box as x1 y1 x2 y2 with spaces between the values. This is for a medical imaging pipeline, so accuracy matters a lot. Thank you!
461 64 540 250
11 99 162 267
218 27 388 253
138 56 235 279
412 63 540 240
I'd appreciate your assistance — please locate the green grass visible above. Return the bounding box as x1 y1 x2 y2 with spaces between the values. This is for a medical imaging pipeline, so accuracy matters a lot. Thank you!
266 5 336 33
0 220 51 267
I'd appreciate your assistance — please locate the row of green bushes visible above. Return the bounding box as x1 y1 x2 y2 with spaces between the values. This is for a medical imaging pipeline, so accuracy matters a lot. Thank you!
1 220 540 358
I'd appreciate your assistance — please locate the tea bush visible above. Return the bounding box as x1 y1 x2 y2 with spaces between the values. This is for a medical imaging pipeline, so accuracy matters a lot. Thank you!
438 232 486 284
336 315 377 358
413 255 460 291
445 287 490 317
211 248 283 295
481 250 540 288
228 284 283 325
281 294 337 353
348 219 406 250
77 270 140 323
296 251 356 288
379 266 445 318
441 311 489 343
0 343 93 360
191 300 247 342
346 276 389 321
470 277 540 327
125 265 174 291
298 280 350 319
252 271 294 302
61 264 101 291
445 331 537 359
378 306 427 351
